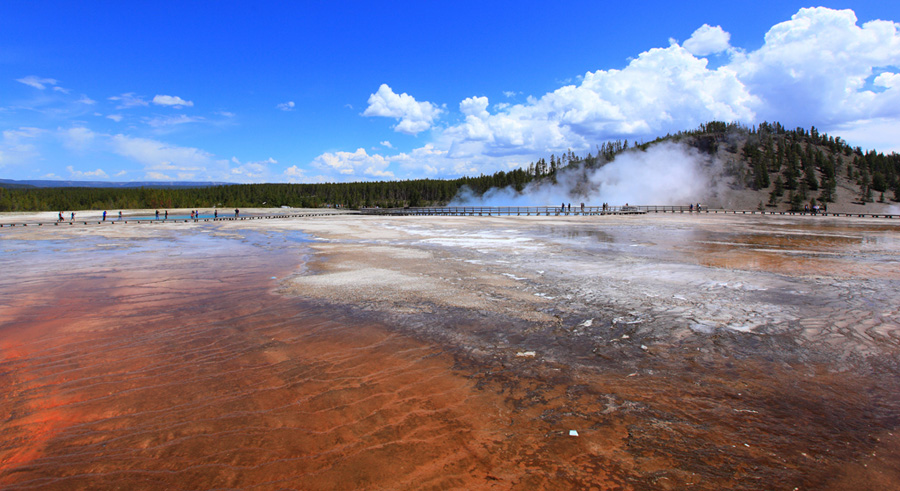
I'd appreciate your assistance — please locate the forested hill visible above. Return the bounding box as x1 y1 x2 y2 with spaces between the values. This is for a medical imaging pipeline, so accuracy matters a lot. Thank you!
1 121 898 212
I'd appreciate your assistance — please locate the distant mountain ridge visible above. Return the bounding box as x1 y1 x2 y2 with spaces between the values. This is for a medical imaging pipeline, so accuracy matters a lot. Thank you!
0 179 227 189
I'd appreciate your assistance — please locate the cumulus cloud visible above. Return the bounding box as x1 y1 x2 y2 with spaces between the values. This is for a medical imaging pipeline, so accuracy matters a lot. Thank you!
66 165 108 179
733 7 900 127
318 7 900 182
380 140 393 148
229 156 276 181
109 93 149 109
312 147 394 178
283 165 307 180
152 94 194 107
363 84 443 135
683 24 731 56
106 114 124 122
277 101 295 111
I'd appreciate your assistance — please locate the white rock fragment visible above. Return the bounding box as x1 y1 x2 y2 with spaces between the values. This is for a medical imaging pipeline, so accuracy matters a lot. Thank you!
516 351 536 358
569 430 579 437
580 318 594 328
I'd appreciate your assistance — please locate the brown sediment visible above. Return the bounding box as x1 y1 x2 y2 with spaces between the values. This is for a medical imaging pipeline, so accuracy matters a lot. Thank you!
1 215 899 489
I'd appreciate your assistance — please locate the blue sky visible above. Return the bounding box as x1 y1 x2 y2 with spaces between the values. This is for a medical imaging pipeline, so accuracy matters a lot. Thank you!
2 1 900 183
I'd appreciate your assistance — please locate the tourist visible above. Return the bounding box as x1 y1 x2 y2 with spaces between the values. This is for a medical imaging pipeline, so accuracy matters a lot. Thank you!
156 210 160 220
70 212 75 221
118 211 122 220
58 211 63 221
235 208 240 217
102 210 107 221
165 210 168 219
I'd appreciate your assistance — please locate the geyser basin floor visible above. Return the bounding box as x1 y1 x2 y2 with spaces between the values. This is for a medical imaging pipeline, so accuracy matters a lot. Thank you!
1 214 899 490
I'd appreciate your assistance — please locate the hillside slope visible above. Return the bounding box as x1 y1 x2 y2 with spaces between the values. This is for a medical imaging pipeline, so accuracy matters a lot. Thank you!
643 122 900 213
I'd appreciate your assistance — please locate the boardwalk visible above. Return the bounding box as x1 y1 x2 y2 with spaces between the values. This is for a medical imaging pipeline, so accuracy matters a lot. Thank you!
359 205 900 219
1 206 898 229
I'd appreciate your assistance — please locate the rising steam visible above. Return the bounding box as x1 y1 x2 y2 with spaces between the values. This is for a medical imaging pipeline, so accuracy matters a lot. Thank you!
450 142 716 207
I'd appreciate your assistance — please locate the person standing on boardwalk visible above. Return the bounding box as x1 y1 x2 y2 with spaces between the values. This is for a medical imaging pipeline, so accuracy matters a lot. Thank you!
235 208 240 217
156 210 160 220
214 209 218 218
102 210 107 221
118 211 122 220
58 212 63 221
70 212 75 221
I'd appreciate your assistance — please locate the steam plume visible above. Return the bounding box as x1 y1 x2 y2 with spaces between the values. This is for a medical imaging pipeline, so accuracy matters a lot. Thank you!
450 142 714 206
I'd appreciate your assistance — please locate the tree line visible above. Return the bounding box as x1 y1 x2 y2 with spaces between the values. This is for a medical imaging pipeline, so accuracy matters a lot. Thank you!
2 121 898 212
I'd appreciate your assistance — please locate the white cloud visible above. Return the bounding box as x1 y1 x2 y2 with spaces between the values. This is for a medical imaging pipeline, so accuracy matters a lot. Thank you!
683 24 731 56
152 94 194 107
109 93 149 109
66 165 108 179
363 84 443 135
229 156 275 181
324 7 900 180
145 114 205 128
145 171 172 180
0 127 43 168
502 91 520 98
380 140 393 148
3 127 44 140
77 95 96 105
107 114 124 122
111 134 217 173
16 76 59 90
312 147 394 179
60 127 96 151
874 72 900 89
277 101 295 111
283 165 307 180
733 7 900 127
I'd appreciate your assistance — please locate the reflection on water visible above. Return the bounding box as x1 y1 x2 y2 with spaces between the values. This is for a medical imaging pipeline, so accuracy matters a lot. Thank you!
539 217 899 279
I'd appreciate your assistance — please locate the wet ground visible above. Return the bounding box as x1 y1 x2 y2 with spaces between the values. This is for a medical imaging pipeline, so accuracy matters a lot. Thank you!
1 214 899 489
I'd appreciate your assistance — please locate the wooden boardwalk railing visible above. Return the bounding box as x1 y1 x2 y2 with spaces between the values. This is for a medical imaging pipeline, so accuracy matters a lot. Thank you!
0 212 351 228
2 206 897 229
358 205 899 219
